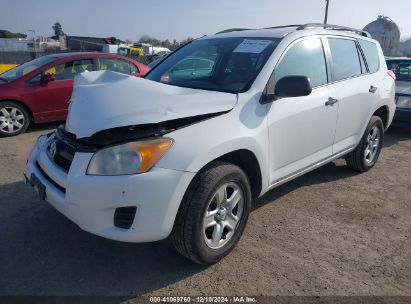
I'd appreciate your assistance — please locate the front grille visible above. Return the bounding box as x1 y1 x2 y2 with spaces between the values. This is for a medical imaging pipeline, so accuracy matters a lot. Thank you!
48 127 78 172
114 207 137 229
54 153 72 171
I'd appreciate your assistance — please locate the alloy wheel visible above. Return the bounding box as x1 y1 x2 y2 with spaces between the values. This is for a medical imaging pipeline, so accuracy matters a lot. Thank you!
203 182 244 249
0 107 25 134
364 125 380 164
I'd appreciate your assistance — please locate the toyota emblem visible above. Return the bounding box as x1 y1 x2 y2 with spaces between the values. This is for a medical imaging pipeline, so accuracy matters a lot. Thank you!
49 141 57 159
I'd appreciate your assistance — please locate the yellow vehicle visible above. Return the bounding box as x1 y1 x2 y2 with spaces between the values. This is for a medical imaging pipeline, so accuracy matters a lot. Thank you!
117 45 144 57
0 64 19 74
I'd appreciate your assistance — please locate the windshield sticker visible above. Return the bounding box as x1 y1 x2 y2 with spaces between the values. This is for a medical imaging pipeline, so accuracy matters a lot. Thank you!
233 39 272 54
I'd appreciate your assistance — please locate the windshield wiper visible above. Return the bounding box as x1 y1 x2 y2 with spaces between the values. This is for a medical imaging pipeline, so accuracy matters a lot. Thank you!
0 76 8 82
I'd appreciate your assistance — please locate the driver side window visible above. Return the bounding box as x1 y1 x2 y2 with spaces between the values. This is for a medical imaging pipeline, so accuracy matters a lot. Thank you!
30 59 94 82
275 37 328 88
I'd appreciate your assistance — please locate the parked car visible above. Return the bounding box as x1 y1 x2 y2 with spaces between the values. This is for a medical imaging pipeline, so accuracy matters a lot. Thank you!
147 54 169 69
162 56 215 82
25 24 395 264
386 58 411 125
0 52 149 136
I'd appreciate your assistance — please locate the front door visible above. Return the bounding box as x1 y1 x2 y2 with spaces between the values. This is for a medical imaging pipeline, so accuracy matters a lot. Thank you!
266 36 338 185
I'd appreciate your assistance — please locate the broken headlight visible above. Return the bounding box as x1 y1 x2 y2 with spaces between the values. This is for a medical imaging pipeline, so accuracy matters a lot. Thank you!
87 138 173 175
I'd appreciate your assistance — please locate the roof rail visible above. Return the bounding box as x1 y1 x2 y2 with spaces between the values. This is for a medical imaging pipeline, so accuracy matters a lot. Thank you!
297 23 371 38
263 24 302 30
216 28 250 34
216 25 301 35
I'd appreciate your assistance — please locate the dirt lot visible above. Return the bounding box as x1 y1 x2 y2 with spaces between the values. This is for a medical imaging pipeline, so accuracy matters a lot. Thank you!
0 123 410 297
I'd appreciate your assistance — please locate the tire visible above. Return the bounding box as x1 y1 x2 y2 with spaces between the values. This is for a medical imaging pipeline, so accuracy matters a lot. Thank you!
171 161 251 265
345 115 384 172
0 101 30 137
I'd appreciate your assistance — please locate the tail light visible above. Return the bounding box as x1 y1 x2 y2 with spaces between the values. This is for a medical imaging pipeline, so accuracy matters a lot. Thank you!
387 70 396 81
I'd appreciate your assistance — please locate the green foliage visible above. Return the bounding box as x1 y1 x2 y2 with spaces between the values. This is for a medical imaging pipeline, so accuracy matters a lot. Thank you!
52 22 64 38
0 29 27 39
138 35 194 51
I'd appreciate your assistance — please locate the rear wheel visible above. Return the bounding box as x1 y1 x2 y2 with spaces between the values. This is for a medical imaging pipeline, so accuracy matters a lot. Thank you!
0 102 30 137
345 116 384 172
171 161 251 264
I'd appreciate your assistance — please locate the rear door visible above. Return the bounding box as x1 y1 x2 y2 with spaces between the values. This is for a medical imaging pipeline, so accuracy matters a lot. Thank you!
325 37 380 153
23 58 94 122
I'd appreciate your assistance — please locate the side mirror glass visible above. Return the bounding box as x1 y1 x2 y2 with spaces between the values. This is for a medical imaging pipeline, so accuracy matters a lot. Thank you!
274 75 312 99
41 73 55 85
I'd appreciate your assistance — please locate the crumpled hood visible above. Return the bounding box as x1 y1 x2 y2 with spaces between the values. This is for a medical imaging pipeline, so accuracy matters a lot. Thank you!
395 81 411 95
66 71 238 138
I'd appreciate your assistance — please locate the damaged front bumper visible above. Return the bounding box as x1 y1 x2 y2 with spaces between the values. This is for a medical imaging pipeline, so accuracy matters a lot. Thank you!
24 133 195 242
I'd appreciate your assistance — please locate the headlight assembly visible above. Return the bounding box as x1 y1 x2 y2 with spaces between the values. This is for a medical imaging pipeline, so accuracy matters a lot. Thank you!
87 138 173 176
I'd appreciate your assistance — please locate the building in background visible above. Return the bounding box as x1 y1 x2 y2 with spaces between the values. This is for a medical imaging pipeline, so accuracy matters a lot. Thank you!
0 38 35 52
364 15 401 57
65 36 123 52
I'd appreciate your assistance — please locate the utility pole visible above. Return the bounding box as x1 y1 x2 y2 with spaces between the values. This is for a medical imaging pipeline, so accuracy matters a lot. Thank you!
28 29 36 57
324 0 330 24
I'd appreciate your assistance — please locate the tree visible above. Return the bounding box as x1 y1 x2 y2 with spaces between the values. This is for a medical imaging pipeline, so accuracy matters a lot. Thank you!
137 35 194 51
0 29 27 39
180 37 194 47
138 35 161 46
52 22 64 38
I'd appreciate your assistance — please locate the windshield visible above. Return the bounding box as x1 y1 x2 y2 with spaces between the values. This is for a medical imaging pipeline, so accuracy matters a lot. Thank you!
0 56 55 82
387 60 411 81
145 37 281 93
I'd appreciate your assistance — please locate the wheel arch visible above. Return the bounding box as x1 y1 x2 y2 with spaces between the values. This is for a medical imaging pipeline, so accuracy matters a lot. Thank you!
372 105 389 130
196 149 263 199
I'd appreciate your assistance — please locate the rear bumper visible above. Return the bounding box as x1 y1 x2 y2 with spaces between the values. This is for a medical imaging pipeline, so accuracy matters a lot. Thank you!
24 134 195 242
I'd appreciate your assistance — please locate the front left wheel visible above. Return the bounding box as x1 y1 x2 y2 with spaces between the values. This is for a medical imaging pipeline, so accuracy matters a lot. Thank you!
171 161 251 265
0 102 30 137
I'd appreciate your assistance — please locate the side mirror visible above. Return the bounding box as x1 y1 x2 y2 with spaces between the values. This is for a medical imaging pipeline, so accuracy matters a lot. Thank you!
261 75 312 103
274 75 312 98
40 73 55 85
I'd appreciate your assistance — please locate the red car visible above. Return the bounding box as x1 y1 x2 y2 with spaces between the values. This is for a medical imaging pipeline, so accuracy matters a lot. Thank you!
0 52 149 136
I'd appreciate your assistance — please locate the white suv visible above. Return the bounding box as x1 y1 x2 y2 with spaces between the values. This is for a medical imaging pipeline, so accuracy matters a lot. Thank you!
25 24 396 264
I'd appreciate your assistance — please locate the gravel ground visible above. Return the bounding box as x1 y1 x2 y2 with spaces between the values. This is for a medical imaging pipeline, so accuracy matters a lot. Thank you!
0 123 410 298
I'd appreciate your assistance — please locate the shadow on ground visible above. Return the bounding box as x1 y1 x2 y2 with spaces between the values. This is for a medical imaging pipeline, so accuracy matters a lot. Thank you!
25 121 62 134
0 128 410 297
383 124 411 147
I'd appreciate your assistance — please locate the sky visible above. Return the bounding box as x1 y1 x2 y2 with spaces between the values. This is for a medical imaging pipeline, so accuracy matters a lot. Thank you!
2 0 411 42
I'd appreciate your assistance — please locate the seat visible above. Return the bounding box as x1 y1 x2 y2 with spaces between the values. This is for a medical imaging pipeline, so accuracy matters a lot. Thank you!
222 53 255 90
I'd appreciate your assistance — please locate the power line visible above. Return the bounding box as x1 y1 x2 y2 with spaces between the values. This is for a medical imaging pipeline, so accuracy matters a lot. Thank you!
324 0 330 24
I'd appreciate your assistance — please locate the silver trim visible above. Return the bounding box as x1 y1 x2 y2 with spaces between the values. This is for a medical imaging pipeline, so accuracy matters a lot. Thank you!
267 146 354 191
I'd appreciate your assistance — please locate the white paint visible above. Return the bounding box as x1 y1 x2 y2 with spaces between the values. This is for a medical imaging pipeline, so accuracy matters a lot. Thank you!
25 27 395 244
66 71 238 138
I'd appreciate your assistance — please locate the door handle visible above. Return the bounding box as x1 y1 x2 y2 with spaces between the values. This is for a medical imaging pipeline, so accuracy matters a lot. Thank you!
325 97 338 106
369 86 378 93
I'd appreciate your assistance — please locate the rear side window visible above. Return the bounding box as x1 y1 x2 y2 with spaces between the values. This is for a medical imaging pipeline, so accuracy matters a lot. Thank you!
358 39 380 73
275 37 328 88
328 38 362 81
130 63 139 74
98 58 132 74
